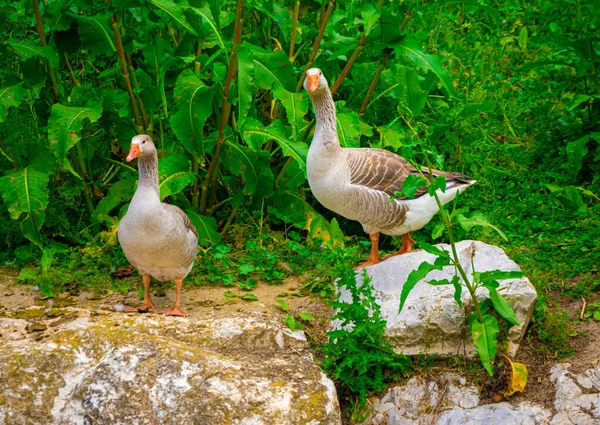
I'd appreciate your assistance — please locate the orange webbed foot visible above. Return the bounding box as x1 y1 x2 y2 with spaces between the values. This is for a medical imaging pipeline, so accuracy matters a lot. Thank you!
124 302 156 314
160 305 189 317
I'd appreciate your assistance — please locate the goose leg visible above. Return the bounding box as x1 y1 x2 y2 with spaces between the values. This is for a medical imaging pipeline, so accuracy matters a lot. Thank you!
124 274 156 313
355 233 381 269
382 233 416 261
160 277 189 317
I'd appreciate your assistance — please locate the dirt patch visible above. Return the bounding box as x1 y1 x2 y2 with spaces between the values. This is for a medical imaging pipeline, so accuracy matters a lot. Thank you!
0 267 333 348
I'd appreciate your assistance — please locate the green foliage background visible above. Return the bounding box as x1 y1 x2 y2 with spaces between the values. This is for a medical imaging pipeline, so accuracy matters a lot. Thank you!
0 0 599 357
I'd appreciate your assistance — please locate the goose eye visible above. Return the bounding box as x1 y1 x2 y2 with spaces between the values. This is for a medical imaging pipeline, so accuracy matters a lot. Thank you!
142 140 147 145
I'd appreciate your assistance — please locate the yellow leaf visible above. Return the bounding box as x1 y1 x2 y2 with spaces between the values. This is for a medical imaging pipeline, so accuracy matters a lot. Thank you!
500 354 528 397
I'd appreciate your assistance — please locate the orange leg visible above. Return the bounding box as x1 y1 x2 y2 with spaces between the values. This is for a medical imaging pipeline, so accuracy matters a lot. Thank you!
355 233 381 270
160 277 189 317
382 233 416 261
125 274 156 313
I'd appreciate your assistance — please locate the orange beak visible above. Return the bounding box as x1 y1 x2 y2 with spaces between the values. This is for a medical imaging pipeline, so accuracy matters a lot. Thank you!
126 143 141 162
307 74 320 92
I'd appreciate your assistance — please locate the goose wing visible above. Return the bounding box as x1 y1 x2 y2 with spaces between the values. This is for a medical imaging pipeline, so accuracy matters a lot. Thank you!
348 148 473 200
162 203 199 240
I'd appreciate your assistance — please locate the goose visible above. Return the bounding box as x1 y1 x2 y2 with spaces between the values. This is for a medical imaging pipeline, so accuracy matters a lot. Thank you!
303 68 475 268
117 134 198 316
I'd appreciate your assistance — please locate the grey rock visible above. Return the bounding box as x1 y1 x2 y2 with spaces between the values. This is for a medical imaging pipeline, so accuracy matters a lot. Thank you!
438 402 552 425
551 363 600 424
0 310 341 425
350 240 537 357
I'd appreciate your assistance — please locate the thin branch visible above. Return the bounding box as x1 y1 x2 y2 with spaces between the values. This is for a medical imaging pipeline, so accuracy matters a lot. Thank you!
64 53 80 87
330 0 384 94
289 0 300 62
32 0 59 100
110 15 143 129
199 0 244 215
359 54 389 115
296 0 336 92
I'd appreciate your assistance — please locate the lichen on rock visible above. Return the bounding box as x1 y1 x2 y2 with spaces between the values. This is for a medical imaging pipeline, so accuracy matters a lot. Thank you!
0 309 341 425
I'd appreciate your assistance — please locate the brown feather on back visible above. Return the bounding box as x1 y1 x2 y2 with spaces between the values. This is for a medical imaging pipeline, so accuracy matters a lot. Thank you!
347 148 472 200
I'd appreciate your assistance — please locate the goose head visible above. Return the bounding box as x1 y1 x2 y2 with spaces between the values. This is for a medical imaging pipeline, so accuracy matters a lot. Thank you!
126 134 156 162
303 68 329 96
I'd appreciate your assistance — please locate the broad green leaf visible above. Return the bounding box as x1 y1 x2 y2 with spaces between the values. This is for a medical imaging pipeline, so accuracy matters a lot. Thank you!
251 48 296 91
158 155 196 200
47 103 103 177
397 66 426 115
336 111 371 148
460 100 497 118
471 314 499 376
451 276 463 308
518 27 528 52
394 174 427 199
243 120 308 172
269 190 318 229
0 167 49 247
273 85 308 138
434 176 446 193
477 270 525 283
241 293 259 301
6 39 59 68
0 82 27 122
147 0 198 36
73 14 116 54
328 217 345 247
93 177 137 223
276 298 289 312
237 44 254 128
189 6 225 49
221 141 270 194
393 37 458 99
566 133 600 177
487 287 520 326
355 3 380 36
298 312 314 321
170 70 212 156
185 209 222 246
377 125 406 150
456 211 508 241
431 222 446 240
399 261 443 312
418 242 450 260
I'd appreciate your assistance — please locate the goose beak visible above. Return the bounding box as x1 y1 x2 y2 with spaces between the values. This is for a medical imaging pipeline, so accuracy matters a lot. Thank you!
126 143 141 162
307 74 320 92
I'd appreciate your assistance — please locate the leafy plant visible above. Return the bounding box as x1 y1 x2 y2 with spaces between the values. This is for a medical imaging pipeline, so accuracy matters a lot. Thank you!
321 265 411 406
396 153 524 377
584 303 600 322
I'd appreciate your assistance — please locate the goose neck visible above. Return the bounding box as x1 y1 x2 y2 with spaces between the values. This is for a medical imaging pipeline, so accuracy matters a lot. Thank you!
311 89 340 148
132 152 160 205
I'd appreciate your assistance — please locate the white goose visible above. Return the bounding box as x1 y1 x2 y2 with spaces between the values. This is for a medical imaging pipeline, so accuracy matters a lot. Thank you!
117 134 198 316
303 68 475 268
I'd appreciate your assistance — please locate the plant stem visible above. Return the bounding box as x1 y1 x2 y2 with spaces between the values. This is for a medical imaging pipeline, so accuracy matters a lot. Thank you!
110 15 143 130
191 156 199 210
32 0 59 101
195 43 202 74
64 53 80 87
330 0 384 94
359 54 389 115
424 154 483 321
126 53 150 129
288 0 300 62
199 0 244 215
296 0 335 92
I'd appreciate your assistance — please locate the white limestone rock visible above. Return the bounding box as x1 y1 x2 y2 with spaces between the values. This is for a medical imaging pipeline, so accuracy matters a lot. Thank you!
349 240 538 357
